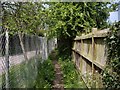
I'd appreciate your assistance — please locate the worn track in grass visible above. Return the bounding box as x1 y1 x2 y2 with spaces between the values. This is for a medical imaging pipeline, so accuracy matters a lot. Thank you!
50 50 64 89
52 60 64 90
51 51 64 90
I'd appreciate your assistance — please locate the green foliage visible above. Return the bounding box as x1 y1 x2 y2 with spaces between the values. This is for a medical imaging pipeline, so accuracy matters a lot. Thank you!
2 2 45 36
3 55 54 88
59 57 87 88
45 2 114 38
48 49 58 60
7 57 41 88
34 58 55 88
102 21 120 89
44 2 115 57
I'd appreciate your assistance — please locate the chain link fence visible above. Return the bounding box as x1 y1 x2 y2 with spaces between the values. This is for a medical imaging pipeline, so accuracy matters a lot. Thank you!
0 29 57 88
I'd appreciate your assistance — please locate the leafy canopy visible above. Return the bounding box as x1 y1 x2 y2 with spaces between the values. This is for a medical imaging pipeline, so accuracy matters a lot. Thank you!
45 2 115 39
44 2 116 56
2 2 45 36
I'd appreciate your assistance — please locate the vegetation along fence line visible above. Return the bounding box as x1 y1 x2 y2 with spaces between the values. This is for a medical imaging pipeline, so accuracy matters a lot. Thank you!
0 30 57 88
72 28 109 88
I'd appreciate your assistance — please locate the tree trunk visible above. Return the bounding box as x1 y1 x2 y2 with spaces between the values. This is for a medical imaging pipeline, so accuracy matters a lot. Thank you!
18 33 28 61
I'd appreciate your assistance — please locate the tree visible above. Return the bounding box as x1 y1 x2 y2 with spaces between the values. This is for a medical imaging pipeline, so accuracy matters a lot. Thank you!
2 3 46 87
2 2 45 60
44 2 117 58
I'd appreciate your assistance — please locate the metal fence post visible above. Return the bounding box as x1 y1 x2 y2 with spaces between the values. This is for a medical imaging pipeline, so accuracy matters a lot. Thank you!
5 29 9 88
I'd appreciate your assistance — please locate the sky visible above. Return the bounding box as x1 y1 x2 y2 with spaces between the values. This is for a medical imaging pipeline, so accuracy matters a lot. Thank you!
109 11 118 23
108 0 120 23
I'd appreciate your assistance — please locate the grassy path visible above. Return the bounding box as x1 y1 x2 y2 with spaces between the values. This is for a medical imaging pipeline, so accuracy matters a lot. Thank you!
49 50 64 89
52 60 64 89
50 50 87 89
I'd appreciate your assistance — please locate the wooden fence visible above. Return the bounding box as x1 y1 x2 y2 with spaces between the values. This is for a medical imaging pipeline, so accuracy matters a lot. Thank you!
72 28 109 88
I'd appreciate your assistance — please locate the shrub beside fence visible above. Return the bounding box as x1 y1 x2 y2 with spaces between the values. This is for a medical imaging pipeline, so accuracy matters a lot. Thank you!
72 28 109 88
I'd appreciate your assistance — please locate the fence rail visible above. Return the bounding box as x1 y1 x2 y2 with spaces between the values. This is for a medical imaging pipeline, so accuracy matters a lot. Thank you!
72 28 109 88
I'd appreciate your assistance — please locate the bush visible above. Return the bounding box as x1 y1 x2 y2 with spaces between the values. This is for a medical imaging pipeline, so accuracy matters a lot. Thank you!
59 57 87 88
34 59 55 88
102 21 120 89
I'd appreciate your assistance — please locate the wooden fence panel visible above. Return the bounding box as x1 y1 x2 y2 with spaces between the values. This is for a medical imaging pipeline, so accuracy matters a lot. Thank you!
72 28 109 88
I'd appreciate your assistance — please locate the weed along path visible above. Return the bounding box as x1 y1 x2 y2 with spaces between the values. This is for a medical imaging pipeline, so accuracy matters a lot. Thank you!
52 60 64 89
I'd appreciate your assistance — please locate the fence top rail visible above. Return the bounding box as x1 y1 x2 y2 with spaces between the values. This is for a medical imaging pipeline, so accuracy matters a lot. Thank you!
74 28 110 40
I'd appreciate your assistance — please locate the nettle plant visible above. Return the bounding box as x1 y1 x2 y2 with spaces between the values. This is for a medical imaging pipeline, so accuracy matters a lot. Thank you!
102 21 120 89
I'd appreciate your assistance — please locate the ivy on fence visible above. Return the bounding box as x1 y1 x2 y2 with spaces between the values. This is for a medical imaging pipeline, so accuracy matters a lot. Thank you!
102 21 120 89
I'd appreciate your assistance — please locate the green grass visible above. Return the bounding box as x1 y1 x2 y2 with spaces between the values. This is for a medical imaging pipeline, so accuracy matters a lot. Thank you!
58 57 87 88
1 55 55 88
34 58 55 88
1 56 42 88
1 49 88 89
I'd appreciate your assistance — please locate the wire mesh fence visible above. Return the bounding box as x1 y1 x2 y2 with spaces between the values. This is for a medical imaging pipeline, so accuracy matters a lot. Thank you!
0 30 57 88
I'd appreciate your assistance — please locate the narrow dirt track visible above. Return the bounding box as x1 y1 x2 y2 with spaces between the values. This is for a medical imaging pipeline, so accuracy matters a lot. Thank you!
52 60 64 90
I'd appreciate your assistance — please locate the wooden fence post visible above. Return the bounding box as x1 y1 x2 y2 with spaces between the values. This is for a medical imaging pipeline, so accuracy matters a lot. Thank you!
91 28 97 87
81 39 83 72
